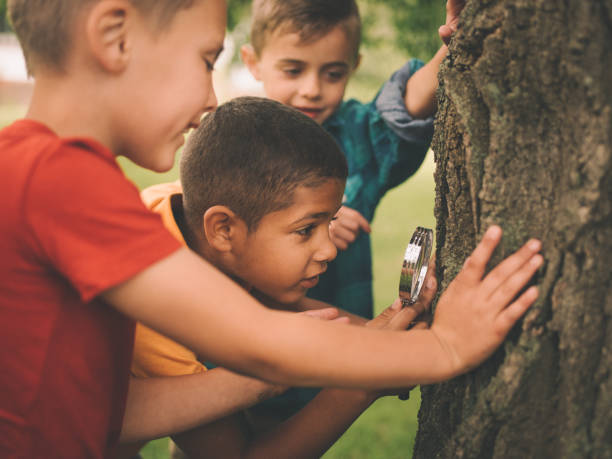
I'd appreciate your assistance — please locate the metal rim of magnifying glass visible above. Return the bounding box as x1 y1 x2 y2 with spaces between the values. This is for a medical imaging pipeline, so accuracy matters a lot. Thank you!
399 227 433 307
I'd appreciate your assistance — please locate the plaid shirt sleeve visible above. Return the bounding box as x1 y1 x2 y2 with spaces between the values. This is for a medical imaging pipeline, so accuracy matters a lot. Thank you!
323 58 434 221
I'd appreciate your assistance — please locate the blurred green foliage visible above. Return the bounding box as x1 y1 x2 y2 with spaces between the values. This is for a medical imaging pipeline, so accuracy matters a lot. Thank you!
0 0 444 51
227 0 446 61
367 0 445 59
227 0 251 30
0 0 8 32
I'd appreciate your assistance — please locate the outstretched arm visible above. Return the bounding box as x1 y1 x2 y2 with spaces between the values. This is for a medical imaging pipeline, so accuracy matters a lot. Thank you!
103 225 541 389
404 0 466 118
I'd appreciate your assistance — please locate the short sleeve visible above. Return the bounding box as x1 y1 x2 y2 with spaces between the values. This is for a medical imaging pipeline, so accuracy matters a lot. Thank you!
23 140 181 301
131 323 205 377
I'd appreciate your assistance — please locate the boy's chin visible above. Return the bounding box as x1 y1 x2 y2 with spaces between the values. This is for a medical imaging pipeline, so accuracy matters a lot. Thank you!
144 153 177 173
271 292 307 308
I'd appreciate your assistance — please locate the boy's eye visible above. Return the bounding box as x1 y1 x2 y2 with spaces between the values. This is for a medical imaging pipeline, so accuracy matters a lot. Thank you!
296 224 315 237
282 68 302 77
203 58 215 72
326 70 347 82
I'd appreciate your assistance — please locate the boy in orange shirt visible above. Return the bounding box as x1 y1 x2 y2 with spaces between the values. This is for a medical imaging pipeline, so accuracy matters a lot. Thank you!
0 1 542 457
122 96 437 458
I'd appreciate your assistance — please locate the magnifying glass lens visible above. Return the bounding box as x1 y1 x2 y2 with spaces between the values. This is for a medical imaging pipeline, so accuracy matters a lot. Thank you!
399 227 433 307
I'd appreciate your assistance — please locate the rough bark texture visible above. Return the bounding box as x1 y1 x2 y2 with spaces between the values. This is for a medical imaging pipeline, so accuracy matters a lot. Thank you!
413 1 612 458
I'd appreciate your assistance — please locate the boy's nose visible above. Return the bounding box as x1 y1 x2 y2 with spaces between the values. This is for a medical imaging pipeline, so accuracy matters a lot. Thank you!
203 86 218 113
299 74 322 100
315 234 338 265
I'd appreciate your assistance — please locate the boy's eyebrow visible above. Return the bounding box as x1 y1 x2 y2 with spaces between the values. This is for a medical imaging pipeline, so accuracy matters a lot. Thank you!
276 59 350 70
276 58 305 67
292 211 333 224
321 62 350 71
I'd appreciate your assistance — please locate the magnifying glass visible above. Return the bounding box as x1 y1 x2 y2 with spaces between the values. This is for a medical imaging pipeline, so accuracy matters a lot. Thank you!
399 226 434 307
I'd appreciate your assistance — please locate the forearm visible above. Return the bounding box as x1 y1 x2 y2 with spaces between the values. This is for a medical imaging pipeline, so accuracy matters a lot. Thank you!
243 389 377 459
120 368 282 442
106 249 455 391
404 45 448 119
254 323 454 388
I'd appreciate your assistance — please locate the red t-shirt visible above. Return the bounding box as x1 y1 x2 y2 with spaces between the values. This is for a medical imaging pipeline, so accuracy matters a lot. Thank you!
0 120 181 458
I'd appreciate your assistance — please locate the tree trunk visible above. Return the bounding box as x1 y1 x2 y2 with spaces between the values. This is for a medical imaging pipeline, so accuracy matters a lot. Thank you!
413 1 612 458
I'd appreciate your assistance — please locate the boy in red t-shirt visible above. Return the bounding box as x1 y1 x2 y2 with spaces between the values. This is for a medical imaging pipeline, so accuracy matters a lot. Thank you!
0 1 542 457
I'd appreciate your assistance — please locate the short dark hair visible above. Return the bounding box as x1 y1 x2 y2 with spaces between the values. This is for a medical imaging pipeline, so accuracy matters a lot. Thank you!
250 0 361 61
180 96 348 232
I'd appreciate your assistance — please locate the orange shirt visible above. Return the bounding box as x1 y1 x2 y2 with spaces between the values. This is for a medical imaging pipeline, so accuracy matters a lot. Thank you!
132 182 207 378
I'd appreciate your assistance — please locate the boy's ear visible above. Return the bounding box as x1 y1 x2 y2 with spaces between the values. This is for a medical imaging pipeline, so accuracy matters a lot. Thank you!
203 206 248 252
240 44 262 81
85 0 133 72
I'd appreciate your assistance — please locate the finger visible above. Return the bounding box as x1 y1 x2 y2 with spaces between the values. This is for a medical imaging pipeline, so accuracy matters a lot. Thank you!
481 239 542 297
411 321 429 330
414 261 438 310
330 234 349 251
337 216 360 233
332 226 357 245
488 254 543 307
340 207 371 234
388 305 425 331
365 305 398 329
455 226 503 285
352 211 371 234
439 25 452 44
494 286 539 336
302 307 340 321
390 297 403 311
331 316 351 325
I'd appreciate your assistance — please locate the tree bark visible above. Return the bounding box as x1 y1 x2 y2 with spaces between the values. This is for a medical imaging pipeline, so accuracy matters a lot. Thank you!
414 1 612 458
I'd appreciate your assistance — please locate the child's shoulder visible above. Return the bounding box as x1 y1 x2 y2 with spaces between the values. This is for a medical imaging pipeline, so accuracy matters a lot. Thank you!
141 181 183 209
0 118 142 217
1 119 118 168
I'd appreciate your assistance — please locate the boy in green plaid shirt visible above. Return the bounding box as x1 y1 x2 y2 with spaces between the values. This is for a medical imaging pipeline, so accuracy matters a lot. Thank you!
240 0 464 421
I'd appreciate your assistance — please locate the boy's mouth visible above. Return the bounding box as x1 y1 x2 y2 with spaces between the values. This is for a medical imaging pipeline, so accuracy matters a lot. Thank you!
300 274 320 289
294 106 323 119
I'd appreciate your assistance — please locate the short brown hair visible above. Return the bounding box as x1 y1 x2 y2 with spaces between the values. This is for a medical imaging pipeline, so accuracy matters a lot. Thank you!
180 96 348 233
8 0 195 75
250 0 361 61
